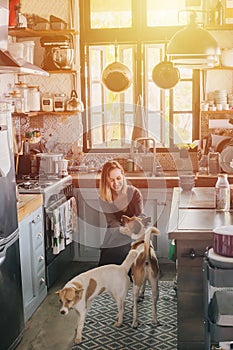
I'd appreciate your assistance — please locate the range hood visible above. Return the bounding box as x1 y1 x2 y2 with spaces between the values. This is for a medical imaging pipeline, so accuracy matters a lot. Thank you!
0 49 49 76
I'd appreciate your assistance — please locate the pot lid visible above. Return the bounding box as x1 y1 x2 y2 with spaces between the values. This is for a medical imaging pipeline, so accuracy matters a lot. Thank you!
213 225 233 236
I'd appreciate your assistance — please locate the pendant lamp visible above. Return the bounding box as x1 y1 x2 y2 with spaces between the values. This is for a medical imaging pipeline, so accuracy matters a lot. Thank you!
167 12 220 69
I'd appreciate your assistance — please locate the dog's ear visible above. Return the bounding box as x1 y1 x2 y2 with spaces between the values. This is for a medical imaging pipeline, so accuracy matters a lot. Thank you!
121 215 130 224
141 216 151 227
134 219 143 234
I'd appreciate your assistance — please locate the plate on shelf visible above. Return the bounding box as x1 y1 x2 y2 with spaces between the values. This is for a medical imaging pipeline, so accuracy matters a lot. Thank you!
220 145 233 173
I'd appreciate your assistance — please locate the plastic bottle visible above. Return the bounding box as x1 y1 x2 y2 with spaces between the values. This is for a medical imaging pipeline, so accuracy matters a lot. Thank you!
215 174 230 211
216 0 224 26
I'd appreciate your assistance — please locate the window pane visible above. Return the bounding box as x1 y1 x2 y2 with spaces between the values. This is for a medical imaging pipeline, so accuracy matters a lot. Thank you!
173 81 192 111
146 0 204 26
90 0 132 28
173 113 192 144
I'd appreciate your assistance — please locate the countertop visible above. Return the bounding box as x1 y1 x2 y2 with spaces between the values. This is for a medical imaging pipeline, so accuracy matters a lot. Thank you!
71 172 233 189
71 171 180 188
17 194 43 222
168 187 233 239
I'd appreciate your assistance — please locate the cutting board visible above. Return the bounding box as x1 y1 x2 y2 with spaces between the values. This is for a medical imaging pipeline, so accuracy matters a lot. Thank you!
179 187 216 209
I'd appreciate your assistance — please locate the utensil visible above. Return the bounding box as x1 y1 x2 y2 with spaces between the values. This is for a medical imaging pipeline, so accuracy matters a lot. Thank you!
66 73 84 111
152 45 180 89
101 44 132 93
36 153 63 175
66 89 84 111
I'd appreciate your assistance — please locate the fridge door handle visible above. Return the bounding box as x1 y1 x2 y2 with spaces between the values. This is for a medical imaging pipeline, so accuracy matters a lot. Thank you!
0 230 19 264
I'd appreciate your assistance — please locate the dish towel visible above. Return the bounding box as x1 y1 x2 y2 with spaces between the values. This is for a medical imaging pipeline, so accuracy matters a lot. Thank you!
51 204 65 255
132 95 148 141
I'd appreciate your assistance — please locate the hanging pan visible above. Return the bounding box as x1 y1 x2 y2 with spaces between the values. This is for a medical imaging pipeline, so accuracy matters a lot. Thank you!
152 47 180 89
101 44 132 93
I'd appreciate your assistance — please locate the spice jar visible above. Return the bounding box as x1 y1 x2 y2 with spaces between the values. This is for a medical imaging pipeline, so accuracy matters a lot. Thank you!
53 93 66 112
41 93 53 112
28 86 40 111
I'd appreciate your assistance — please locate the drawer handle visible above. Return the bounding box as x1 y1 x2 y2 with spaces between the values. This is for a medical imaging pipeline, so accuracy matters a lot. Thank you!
39 277 45 285
182 248 204 259
38 255 44 262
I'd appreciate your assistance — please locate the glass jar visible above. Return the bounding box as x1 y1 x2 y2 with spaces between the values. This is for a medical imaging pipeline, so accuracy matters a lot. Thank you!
215 174 230 211
41 93 53 112
53 93 66 112
28 86 40 111
15 82 29 113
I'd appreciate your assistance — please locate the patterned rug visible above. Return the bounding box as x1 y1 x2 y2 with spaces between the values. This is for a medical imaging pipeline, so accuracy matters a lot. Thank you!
72 281 177 350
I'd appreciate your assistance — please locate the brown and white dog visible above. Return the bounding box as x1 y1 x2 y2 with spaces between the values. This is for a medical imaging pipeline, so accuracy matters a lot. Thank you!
120 215 160 328
56 249 138 344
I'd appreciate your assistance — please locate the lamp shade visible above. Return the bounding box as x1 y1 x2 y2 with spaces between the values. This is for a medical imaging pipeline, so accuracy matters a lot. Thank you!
167 16 220 68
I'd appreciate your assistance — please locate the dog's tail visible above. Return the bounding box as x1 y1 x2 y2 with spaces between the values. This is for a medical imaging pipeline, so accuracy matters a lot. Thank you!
121 249 138 272
144 226 160 260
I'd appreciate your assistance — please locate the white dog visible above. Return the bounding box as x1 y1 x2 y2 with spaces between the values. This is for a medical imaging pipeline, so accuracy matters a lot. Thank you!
120 215 160 328
56 249 138 344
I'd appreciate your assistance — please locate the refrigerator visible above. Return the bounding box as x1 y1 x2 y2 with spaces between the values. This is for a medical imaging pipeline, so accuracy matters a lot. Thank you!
0 102 24 350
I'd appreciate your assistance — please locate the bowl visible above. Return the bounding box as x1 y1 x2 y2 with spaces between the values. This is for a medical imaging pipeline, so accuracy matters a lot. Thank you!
52 48 74 70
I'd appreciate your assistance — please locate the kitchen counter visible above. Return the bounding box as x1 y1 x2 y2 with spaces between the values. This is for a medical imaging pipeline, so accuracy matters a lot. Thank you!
71 171 233 189
17 194 43 222
168 187 233 350
71 172 180 188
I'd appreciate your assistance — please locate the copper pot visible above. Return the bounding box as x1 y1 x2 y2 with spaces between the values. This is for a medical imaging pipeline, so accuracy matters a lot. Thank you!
102 61 132 93
152 59 180 89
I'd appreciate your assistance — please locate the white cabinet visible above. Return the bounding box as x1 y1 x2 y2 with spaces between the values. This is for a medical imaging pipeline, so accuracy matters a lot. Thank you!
75 188 172 261
19 205 47 322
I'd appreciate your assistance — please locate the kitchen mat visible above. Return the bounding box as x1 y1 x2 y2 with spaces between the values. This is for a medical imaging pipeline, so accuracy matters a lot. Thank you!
72 281 177 350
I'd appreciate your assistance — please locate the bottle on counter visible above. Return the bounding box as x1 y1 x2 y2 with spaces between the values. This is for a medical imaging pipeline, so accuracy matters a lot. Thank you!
215 174 230 211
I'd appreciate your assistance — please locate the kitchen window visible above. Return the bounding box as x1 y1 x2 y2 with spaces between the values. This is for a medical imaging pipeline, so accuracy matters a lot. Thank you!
80 0 201 152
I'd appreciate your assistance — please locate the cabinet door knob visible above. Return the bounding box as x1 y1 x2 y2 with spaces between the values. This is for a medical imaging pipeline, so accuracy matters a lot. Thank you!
39 277 45 285
32 214 42 224
182 248 204 259
39 255 44 262
36 232 43 238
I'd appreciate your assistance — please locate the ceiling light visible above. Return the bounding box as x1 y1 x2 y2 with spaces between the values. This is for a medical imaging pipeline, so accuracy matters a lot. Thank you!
167 13 220 69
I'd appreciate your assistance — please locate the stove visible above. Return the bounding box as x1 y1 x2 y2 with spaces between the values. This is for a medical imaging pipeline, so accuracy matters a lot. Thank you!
17 174 76 288
17 175 73 208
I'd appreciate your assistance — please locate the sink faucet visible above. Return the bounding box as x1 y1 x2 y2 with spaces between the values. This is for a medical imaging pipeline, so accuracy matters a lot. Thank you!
131 137 156 155
130 137 157 175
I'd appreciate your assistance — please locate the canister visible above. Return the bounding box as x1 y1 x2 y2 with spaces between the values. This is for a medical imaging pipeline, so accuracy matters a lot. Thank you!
28 86 40 111
41 93 53 112
53 93 66 112
15 82 29 113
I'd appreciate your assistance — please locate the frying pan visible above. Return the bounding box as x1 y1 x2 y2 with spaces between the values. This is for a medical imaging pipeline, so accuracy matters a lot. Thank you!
152 54 180 89
101 45 132 93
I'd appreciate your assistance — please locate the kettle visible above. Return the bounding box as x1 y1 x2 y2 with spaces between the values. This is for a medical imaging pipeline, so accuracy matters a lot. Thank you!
66 89 84 112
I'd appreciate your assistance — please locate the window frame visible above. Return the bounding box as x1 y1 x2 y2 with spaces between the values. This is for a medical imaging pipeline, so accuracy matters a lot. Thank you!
79 0 201 153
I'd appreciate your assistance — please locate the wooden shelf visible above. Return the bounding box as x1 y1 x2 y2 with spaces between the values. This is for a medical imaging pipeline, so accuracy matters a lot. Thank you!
8 27 78 38
13 111 80 117
201 110 233 115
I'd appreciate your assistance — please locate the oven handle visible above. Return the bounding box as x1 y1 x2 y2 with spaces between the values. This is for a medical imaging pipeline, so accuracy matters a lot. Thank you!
46 197 69 215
